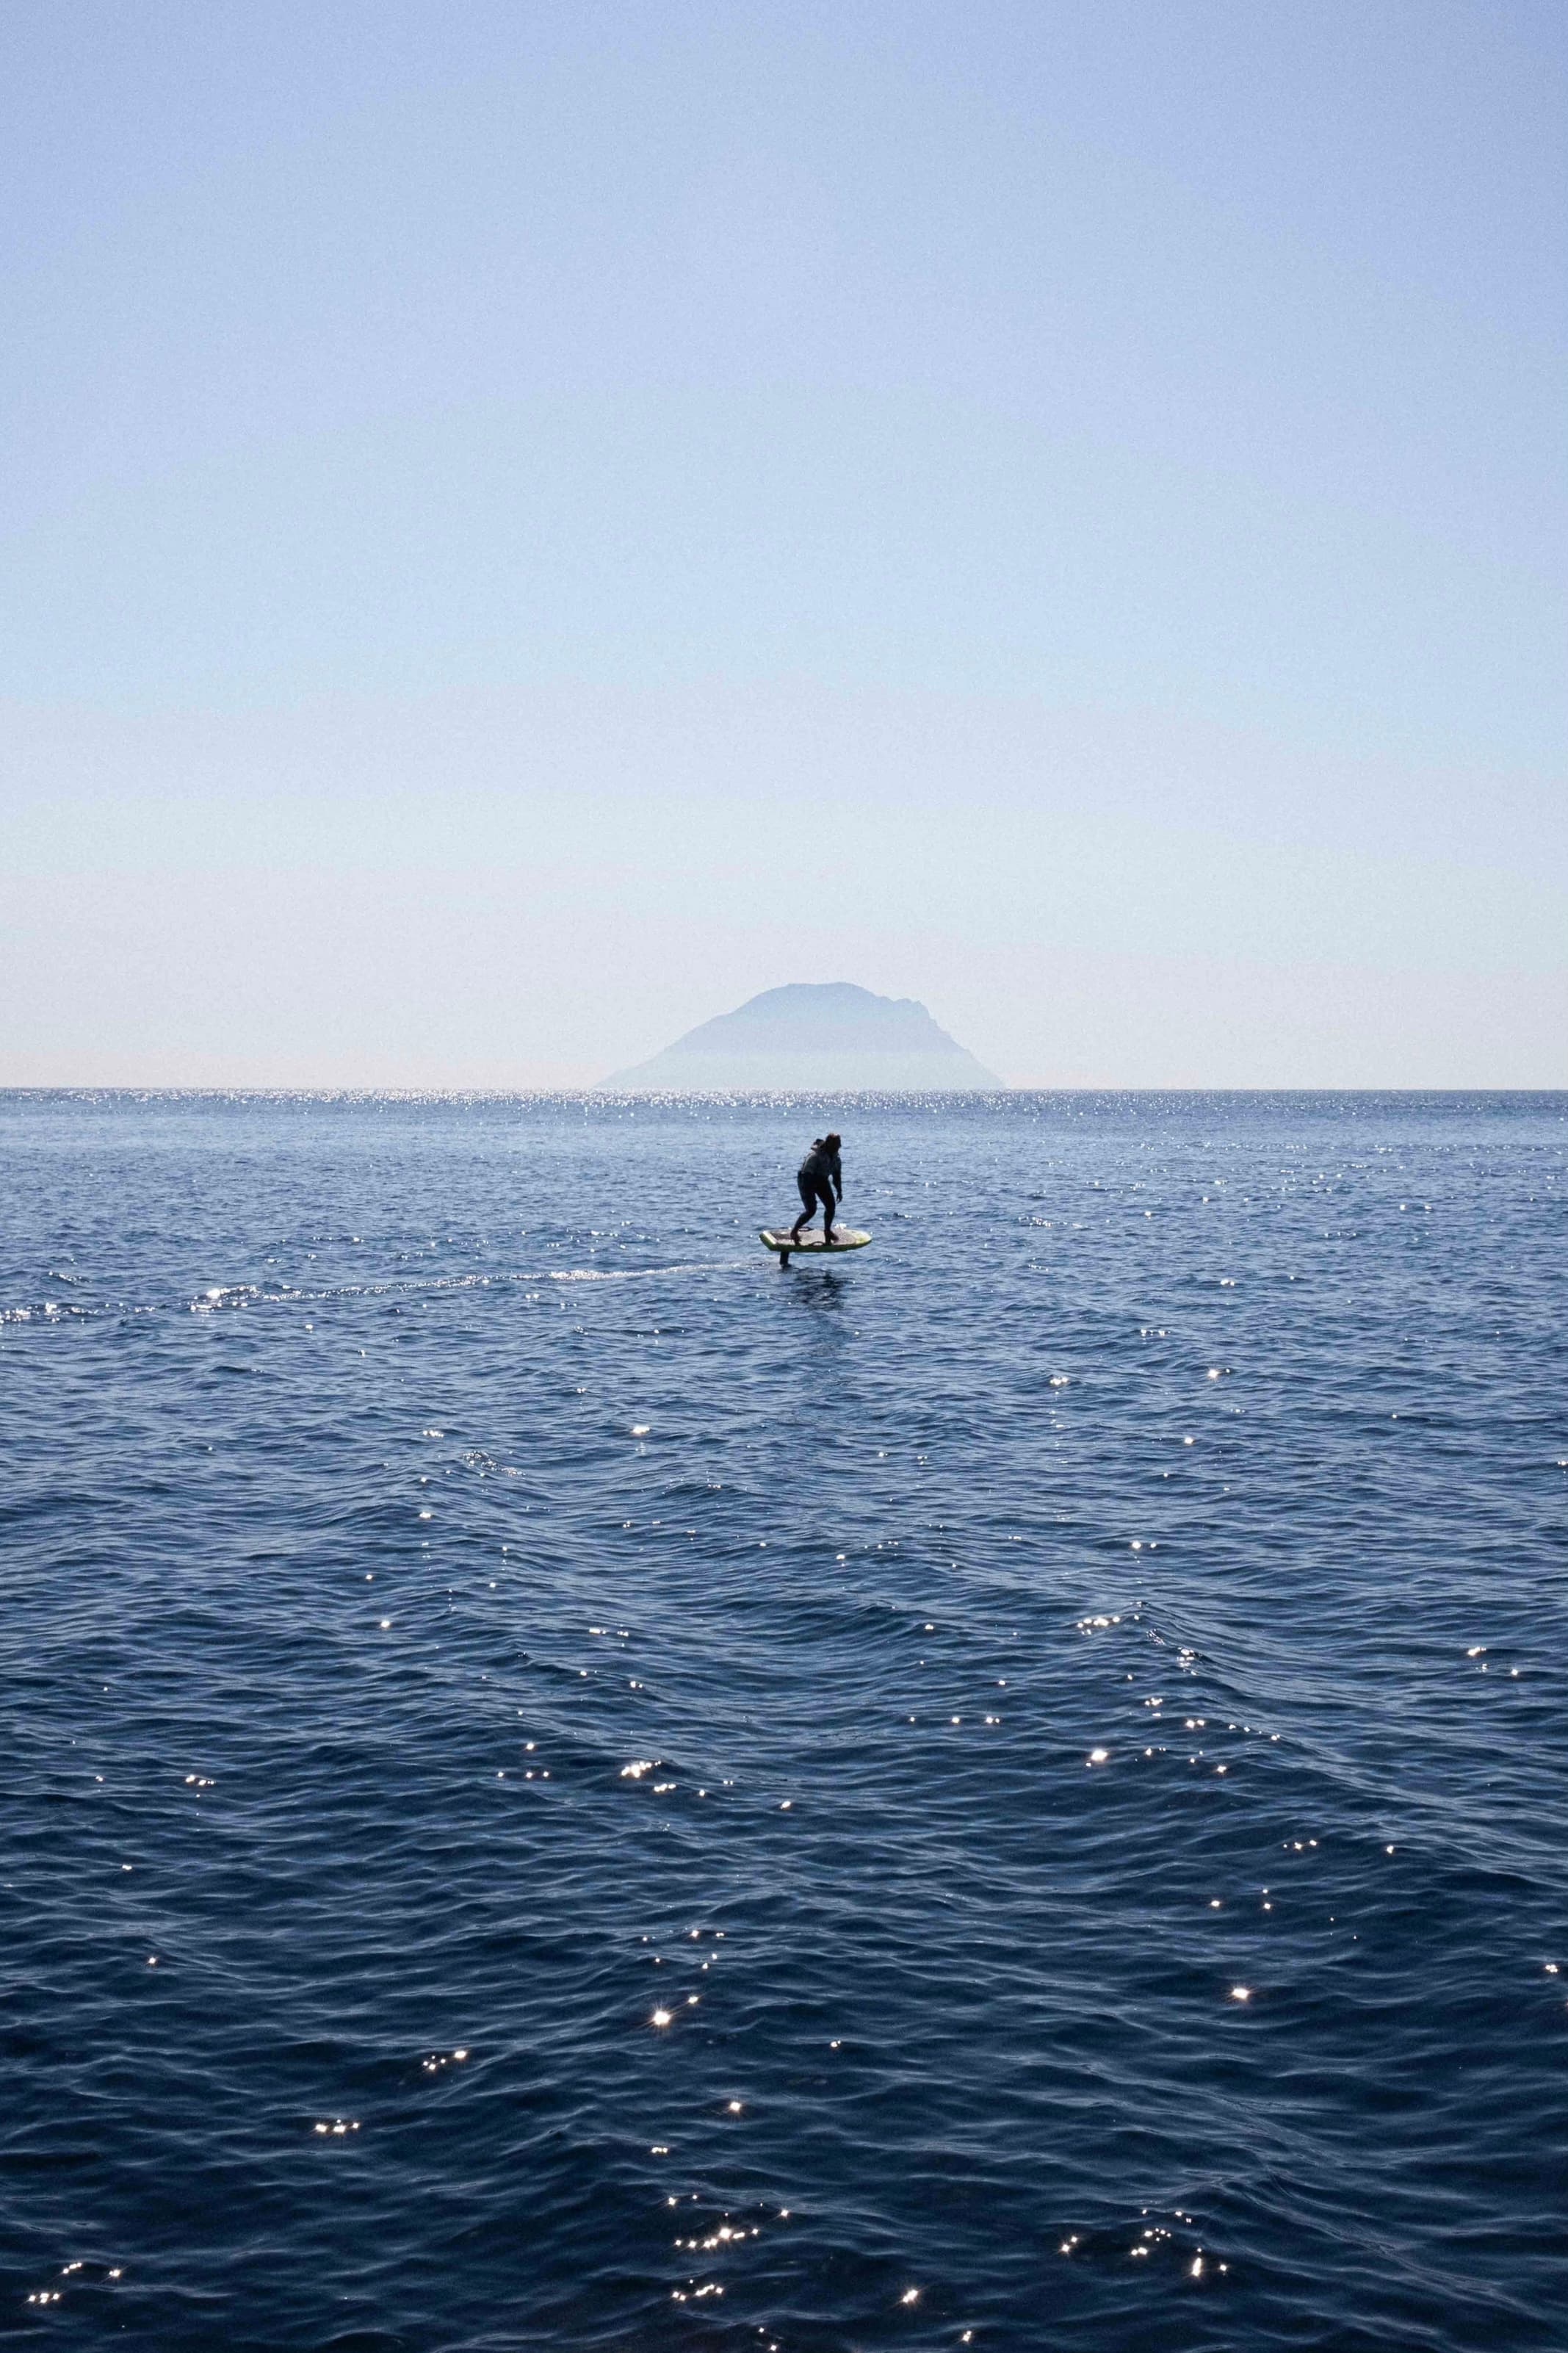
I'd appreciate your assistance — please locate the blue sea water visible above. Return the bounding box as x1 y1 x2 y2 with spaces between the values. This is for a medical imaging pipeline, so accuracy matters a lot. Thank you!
2 1089 1566 2352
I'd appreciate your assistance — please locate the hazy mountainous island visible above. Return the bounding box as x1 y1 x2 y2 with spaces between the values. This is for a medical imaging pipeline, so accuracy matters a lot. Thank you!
601 983 1002 1091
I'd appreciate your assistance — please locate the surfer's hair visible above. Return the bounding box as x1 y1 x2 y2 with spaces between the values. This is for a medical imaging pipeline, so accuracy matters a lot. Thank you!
823 1131 842 1147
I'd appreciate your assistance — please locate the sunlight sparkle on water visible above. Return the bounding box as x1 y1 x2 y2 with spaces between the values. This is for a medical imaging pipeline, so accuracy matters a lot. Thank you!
6 1088 1564 2350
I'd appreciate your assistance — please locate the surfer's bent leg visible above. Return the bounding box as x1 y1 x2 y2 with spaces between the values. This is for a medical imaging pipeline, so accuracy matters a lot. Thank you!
790 1173 814 1241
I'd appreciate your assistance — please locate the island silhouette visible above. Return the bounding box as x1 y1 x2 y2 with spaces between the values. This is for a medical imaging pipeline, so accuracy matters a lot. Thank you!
601 982 1001 1091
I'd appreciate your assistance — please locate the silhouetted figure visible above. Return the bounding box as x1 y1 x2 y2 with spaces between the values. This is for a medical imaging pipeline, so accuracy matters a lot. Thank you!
790 1132 843 1246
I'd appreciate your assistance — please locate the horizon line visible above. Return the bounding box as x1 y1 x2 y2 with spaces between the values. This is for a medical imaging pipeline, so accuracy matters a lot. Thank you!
3 1083 1564 1100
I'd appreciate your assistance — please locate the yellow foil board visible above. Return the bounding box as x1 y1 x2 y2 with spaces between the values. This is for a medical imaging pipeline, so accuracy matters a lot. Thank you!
759 1227 871 1261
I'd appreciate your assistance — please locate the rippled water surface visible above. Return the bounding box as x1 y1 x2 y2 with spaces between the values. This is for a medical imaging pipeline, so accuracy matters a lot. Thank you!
4 1090 1567 2352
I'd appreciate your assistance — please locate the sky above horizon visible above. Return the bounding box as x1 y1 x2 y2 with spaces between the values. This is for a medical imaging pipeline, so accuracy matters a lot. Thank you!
4 0 1564 1086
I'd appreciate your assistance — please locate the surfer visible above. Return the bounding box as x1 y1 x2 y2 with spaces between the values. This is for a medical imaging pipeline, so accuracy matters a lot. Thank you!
790 1132 843 1246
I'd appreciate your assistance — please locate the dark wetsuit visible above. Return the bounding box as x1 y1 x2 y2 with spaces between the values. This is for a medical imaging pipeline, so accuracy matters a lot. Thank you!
794 1139 842 1236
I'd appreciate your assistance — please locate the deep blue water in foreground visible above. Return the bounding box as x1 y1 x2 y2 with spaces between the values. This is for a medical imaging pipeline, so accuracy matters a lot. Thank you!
3 1091 1567 2353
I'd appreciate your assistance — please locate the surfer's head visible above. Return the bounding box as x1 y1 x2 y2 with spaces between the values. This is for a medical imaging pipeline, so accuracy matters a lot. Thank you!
823 1131 842 1149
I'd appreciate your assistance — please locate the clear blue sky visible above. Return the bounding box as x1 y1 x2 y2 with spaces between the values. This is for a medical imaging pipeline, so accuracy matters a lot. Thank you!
4 0 1564 1084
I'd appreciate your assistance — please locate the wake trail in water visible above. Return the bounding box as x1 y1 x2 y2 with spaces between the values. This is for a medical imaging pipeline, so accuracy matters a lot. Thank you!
1 1261 756 1325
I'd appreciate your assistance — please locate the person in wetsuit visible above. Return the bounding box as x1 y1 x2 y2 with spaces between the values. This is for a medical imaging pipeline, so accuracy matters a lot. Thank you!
790 1131 843 1245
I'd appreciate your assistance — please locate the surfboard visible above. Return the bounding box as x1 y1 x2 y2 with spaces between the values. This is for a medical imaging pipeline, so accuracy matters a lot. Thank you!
759 1226 871 1265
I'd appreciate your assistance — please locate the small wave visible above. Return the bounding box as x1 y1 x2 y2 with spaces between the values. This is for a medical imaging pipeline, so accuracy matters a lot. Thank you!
546 1261 750 1284
0 1297 104 1325
181 1261 750 1313
6 1261 751 1325
189 1284 265 1313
